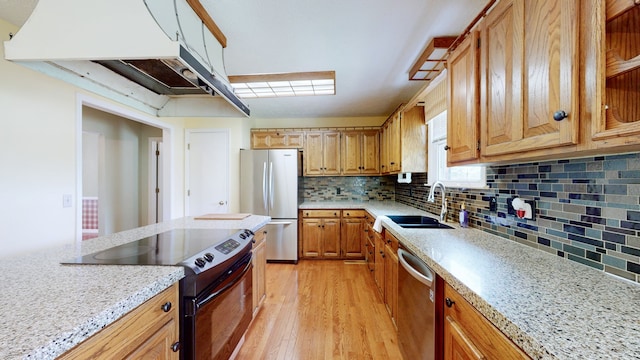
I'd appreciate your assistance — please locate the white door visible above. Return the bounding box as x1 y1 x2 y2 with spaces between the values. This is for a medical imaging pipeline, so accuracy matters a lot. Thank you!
186 129 229 216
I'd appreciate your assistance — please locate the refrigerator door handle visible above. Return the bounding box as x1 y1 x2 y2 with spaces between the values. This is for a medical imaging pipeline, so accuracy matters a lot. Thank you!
262 162 268 211
269 161 274 210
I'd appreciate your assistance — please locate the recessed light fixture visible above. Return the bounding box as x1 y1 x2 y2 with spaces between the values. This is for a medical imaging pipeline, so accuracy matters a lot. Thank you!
228 71 335 98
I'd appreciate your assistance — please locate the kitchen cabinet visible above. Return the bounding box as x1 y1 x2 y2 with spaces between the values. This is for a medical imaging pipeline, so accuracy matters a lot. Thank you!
380 105 427 174
479 0 579 159
591 1 640 140
363 212 376 274
304 131 341 176
252 226 267 315
447 30 480 165
341 210 366 258
301 210 341 258
58 283 180 360
341 130 380 175
373 230 385 297
383 230 399 328
443 283 529 360
251 130 303 149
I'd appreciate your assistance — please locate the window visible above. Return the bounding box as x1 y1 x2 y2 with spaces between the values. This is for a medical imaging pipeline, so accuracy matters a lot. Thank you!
427 111 486 188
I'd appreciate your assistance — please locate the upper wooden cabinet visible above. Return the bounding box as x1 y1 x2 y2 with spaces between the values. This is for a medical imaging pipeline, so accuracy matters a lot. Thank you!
251 130 303 149
380 106 427 174
342 130 380 175
591 0 640 140
479 0 579 158
447 30 480 165
304 131 341 176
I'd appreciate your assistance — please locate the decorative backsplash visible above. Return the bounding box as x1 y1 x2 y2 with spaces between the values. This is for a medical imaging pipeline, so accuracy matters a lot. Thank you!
302 176 395 201
395 153 640 284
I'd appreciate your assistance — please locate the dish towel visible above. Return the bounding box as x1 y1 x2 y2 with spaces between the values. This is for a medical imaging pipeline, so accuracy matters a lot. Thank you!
373 215 389 233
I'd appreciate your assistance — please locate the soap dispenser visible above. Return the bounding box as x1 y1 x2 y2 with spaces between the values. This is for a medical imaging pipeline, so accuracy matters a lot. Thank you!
459 202 469 227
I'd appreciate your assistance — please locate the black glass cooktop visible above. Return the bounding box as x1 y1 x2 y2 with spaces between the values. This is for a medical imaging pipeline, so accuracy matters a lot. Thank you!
63 228 242 266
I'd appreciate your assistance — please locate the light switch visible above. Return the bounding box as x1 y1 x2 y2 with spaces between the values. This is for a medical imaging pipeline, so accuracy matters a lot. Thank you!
63 194 72 208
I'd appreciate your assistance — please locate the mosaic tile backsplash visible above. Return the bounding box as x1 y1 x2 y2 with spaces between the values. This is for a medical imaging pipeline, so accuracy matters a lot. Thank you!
302 176 395 201
395 153 640 284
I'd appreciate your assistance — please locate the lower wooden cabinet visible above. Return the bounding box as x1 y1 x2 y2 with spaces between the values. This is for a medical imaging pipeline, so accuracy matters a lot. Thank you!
301 216 341 258
58 283 180 360
252 226 267 314
373 230 385 297
443 283 530 360
383 231 399 327
300 209 367 259
341 210 366 259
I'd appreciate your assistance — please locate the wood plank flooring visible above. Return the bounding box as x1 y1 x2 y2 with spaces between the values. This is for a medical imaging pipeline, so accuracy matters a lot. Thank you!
236 260 403 360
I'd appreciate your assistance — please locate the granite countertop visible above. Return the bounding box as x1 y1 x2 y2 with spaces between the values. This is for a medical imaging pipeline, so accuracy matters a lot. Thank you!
301 201 640 359
0 215 270 360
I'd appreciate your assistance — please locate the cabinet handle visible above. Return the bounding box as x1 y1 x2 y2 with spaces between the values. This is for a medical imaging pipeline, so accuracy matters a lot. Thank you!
444 145 451 151
386 239 391 244
171 342 180 352
445 298 455 308
161 302 172 312
553 110 568 121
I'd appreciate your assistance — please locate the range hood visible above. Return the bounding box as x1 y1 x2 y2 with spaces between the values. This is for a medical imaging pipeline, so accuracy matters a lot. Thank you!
4 0 250 117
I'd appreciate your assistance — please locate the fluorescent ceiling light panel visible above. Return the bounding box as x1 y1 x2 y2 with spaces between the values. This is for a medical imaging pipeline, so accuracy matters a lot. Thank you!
228 71 335 98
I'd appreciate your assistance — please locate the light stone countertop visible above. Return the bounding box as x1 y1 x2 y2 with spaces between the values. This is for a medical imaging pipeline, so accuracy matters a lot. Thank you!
0 215 270 360
300 201 640 359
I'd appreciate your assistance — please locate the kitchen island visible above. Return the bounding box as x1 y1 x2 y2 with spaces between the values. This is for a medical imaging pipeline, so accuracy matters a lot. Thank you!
0 215 269 360
300 201 640 360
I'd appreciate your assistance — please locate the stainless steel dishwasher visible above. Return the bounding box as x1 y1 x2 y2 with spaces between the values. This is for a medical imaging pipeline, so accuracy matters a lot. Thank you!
397 248 435 360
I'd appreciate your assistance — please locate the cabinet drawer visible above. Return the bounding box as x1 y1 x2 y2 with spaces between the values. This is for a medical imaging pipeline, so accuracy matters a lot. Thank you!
59 283 180 360
443 283 529 359
383 230 399 252
302 209 340 218
342 209 366 218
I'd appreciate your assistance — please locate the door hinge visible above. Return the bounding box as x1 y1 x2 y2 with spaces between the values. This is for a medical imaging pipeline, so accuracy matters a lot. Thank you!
155 188 160 194
187 190 190 196
187 143 190 150
477 38 481 49
156 150 160 156
477 140 481 151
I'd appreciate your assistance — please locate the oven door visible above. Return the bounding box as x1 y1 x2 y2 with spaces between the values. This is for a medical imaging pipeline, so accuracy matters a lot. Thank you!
182 252 253 360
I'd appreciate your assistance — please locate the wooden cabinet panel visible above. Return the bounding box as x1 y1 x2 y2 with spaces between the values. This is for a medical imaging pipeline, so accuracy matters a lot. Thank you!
480 0 579 158
361 130 380 174
380 123 390 174
322 218 341 258
58 284 180 360
252 227 267 314
301 218 322 258
304 132 324 175
302 209 340 218
373 231 385 297
443 283 530 360
341 130 380 175
304 131 341 176
341 131 361 174
341 218 364 259
384 242 398 327
251 130 303 149
448 30 480 165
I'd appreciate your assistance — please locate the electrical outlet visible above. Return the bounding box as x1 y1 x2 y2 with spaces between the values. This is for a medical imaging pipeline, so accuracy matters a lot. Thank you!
63 194 72 208
489 197 497 212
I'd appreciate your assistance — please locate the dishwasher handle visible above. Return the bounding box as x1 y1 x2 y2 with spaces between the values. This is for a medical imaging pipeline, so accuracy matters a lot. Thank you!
398 249 433 287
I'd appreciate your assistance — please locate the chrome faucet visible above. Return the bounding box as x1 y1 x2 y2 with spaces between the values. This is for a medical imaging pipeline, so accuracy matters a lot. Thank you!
427 181 448 222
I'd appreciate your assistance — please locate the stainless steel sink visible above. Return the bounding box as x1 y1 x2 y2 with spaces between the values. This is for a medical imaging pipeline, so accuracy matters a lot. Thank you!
386 215 453 229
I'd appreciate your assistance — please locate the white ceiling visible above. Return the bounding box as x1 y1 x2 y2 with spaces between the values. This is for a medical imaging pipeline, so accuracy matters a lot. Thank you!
0 0 487 118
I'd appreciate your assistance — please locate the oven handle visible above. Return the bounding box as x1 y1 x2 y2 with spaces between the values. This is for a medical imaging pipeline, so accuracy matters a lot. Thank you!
195 255 253 311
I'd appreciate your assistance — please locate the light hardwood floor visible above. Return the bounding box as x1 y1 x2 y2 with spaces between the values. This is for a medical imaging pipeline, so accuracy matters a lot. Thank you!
236 260 403 360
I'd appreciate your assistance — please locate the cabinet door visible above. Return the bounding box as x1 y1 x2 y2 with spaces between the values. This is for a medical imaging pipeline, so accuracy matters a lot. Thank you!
341 131 362 174
304 132 324 176
373 232 385 297
384 244 398 326
481 0 579 156
322 218 341 258
322 132 342 175
361 130 380 174
301 218 322 257
252 228 267 313
380 124 390 174
447 31 480 164
251 132 271 149
389 114 402 172
341 218 364 258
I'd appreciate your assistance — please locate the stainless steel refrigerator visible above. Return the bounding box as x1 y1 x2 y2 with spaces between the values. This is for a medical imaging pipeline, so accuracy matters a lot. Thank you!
240 149 299 263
